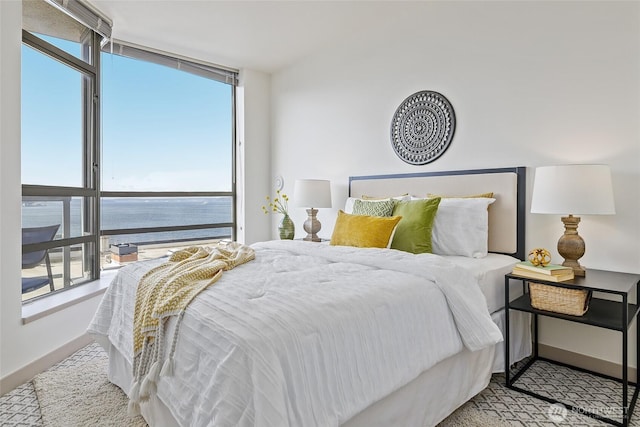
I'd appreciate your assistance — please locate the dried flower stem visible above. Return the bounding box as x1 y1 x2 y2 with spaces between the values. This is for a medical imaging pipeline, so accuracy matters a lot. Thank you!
262 190 289 216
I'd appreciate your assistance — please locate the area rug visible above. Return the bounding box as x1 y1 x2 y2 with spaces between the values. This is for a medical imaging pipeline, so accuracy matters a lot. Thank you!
438 401 512 426
32 345 506 427
33 356 147 426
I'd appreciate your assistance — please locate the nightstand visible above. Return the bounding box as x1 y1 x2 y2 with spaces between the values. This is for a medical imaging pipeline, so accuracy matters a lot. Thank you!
505 269 640 427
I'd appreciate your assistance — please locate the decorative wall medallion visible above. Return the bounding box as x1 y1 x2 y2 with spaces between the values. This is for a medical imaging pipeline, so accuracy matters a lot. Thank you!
274 175 284 191
390 91 456 165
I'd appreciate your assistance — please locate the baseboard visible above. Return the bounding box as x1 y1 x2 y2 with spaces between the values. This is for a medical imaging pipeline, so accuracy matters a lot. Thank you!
539 344 637 382
0 333 94 396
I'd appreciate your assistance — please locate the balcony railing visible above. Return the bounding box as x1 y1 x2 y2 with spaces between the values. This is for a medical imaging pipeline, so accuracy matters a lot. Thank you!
21 237 227 302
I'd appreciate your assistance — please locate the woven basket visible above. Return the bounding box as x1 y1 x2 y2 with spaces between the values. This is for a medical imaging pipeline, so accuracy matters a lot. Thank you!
529 282 591 316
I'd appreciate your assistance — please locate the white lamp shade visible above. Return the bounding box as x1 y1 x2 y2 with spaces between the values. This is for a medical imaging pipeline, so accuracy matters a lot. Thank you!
293 179 332 208
530 165 615 215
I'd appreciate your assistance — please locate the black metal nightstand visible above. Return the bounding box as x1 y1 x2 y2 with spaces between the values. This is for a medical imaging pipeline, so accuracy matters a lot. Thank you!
505 269 640 427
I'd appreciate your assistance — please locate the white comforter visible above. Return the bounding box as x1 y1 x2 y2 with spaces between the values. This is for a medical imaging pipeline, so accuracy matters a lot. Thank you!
88 240 502 427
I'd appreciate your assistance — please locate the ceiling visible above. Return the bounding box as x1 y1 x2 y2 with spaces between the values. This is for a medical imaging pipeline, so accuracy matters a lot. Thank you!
88 1 402 73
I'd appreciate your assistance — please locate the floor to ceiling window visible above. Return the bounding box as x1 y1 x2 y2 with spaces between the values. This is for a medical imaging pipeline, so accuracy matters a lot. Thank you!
21 0 102 302
21 0 238 302
99 44 237 269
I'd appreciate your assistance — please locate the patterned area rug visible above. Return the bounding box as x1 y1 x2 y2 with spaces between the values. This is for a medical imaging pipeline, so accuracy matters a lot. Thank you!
464 360 640 427
438 401 512 426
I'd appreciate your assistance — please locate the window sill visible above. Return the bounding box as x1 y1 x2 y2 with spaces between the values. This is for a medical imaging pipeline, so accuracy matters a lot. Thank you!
21 271 117 324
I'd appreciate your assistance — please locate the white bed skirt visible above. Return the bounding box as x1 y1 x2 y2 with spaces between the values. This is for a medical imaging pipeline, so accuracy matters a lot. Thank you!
492 308 531 373
95 308 530 427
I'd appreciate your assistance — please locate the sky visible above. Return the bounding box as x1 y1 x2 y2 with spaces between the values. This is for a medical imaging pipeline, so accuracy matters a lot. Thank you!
21 34 233 192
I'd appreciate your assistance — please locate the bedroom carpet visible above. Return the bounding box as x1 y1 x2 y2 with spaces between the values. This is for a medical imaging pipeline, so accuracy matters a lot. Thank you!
1 342 637 426
33 357 146 427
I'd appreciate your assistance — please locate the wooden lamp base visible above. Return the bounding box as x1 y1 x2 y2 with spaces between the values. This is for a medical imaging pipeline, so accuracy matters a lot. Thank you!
557 214 586 276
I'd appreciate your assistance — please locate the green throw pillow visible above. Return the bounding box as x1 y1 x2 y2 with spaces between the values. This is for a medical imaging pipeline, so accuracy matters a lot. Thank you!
390 197 441 254
352 198 395 217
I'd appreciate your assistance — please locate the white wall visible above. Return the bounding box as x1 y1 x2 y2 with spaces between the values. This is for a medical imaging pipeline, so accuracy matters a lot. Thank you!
271 1 640 365
236 69 273 245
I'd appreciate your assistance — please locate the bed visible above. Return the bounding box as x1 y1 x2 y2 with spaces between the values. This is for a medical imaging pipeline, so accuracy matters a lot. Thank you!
88 166 531 427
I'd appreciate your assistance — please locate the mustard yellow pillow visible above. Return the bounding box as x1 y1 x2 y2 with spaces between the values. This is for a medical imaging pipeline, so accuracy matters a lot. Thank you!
330 211 402 248
426 192 494 199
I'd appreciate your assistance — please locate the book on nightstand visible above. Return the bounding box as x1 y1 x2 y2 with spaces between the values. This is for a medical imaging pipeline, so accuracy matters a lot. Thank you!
515 261 573 275
512 263 575 282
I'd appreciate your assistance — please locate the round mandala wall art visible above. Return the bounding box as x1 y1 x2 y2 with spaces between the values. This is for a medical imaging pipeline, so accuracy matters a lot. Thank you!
390 90 456 165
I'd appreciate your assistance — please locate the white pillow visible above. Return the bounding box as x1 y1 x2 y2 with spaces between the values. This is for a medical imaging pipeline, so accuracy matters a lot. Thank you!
344 194 409 214
431 198 496 258
344 197 358 214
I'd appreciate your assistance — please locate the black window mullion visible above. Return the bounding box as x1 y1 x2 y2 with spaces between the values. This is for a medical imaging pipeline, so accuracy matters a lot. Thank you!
22 185 95 198
22 30 96 76
87 30 101 280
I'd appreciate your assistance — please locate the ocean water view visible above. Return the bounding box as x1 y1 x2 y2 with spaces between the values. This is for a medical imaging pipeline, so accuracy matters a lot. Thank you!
22 197 234 246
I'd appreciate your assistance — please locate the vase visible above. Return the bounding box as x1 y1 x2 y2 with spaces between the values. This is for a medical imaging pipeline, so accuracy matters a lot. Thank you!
278 214 295 240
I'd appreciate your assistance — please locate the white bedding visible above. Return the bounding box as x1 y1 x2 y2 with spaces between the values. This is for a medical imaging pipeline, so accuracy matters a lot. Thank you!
445 253 523 313
88 240 502 427
101 338 498 427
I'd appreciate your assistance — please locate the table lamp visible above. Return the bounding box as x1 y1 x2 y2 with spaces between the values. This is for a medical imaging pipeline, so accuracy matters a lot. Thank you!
530 164 615 276
293 179 332 242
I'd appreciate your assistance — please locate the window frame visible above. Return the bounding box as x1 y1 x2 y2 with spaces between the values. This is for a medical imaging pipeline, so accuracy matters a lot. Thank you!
21 29 102 293
21 18 238 303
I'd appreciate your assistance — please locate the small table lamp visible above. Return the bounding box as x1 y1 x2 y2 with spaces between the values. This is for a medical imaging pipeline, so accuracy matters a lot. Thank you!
293 179 332 242
530 164 615 276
